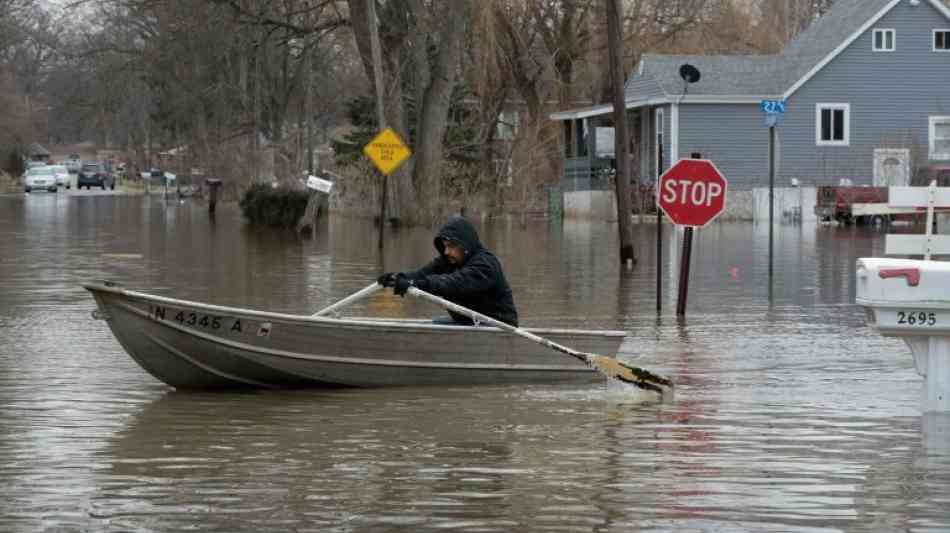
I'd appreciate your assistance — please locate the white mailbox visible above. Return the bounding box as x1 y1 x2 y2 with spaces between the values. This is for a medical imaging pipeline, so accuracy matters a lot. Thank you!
856 257 950 412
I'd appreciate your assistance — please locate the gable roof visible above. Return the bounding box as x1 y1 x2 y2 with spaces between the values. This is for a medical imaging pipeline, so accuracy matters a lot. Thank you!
629 54 786 98
628 0 897 100
551 0 950 121
28 143 50 157
778 0 899 95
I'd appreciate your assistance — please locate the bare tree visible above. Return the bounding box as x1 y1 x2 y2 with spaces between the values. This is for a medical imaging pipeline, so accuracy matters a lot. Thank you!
49 0 349 190
348 0 471 224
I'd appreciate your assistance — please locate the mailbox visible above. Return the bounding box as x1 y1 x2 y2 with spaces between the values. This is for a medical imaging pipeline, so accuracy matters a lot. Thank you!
857 257 950 412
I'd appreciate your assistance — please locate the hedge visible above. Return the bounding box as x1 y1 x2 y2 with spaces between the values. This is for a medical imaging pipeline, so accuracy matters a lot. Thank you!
238 184 311 227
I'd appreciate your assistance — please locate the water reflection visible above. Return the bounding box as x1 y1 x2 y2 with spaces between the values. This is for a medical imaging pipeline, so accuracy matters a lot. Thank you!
1 194 949 531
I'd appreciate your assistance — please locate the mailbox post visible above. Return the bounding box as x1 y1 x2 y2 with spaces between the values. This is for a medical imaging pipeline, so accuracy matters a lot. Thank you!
206 178 222 214
857 258 950 413
857 182 950 413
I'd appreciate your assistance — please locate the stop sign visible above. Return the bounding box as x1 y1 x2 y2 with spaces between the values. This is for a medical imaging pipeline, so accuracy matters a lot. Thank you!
657 159 728 227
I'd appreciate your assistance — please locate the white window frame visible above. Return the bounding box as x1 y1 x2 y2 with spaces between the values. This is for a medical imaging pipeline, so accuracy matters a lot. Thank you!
496 110 519 141
930 116 950 160
933 29 950 52
815 103 850 146
872 29 895 51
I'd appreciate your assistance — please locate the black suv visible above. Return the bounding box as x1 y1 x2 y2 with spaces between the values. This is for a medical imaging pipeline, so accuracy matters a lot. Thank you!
77 162 115 190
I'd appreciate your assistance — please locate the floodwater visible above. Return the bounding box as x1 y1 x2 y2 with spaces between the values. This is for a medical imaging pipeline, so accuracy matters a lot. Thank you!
1 191 948 532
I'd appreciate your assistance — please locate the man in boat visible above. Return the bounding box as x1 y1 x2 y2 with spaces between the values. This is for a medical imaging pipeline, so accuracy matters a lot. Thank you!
378 216 519 327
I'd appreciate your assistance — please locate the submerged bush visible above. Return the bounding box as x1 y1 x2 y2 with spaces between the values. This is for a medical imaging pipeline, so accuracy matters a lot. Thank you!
239 184 311 227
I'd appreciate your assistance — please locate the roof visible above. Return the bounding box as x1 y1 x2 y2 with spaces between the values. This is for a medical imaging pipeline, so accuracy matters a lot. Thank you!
777 0 897 92
552 0 950 120
28 143 50 156
629 54 787 97
629 0 896 98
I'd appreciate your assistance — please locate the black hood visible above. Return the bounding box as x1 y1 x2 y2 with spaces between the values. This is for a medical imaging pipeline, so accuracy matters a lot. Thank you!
434 216 482 260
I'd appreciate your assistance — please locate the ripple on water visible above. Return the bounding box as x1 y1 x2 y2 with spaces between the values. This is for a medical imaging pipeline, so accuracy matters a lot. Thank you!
0 198 949 531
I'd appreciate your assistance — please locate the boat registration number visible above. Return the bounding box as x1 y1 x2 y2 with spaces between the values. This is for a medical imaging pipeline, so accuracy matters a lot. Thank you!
149 305 269 336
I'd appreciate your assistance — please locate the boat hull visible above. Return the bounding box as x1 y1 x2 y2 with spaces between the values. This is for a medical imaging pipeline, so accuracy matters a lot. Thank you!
85 282 625 389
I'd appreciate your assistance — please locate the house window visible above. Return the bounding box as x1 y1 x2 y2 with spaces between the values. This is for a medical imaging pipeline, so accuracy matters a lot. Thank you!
934 30 950 51
873 29 895 51
496 110 519 140
816 103 850 146
931 116 950 160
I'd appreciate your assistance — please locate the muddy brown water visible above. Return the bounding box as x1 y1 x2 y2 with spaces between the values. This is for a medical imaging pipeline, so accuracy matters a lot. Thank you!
1 192 948 532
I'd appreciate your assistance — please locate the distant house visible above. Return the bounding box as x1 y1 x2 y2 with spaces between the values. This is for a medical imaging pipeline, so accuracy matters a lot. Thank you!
551 0 950 218
28 143 50 162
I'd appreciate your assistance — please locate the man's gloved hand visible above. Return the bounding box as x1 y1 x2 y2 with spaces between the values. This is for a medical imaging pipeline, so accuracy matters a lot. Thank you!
377 272 396 287
394 275 428 297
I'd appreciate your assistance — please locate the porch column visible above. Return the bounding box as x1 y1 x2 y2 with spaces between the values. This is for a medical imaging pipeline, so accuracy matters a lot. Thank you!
670 103 679 164
641 109 650 180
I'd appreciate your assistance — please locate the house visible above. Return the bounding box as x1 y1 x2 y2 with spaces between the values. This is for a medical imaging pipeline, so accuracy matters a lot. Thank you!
28 143 51 162
551 0 950 219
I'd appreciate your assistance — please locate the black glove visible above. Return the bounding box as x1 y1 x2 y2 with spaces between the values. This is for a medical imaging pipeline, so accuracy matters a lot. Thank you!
377 272 396 287
394 275 428 297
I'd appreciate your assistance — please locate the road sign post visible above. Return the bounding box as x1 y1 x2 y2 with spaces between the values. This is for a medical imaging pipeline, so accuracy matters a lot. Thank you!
658 158 728 316
761 99 786 298
364 127 412 250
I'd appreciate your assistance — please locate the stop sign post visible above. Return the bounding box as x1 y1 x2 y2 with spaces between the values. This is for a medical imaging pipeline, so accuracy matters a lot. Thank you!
657 158 728 316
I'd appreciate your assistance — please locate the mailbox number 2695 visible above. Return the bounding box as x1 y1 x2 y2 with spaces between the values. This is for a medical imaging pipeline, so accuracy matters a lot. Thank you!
897 311 936 326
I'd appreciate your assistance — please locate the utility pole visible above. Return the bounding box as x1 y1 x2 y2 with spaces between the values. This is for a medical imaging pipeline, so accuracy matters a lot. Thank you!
367 0 387 250
606 0 636 266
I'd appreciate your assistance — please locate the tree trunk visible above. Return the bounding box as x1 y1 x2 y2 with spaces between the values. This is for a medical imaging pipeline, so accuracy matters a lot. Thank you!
366 0 388 245
606 0 636 265
411 1 471 223
348 0 414 224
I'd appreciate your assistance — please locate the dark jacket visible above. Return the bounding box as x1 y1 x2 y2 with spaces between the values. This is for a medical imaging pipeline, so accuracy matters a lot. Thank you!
405 217 518 326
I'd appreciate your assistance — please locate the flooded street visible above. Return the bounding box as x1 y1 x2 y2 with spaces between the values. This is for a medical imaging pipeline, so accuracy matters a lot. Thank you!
1 192 949 532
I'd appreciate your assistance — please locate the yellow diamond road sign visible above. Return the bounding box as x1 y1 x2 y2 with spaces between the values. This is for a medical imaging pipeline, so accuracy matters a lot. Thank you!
363 127 411 176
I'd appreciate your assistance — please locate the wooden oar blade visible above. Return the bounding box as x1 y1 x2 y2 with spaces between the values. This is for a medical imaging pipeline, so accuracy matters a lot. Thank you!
588 355 674 396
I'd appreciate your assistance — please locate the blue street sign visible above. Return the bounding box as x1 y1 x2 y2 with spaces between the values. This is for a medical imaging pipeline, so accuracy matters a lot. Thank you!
760 99 786 115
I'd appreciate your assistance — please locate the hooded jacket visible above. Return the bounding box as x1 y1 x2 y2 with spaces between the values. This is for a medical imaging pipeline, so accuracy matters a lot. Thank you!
405 216 518 326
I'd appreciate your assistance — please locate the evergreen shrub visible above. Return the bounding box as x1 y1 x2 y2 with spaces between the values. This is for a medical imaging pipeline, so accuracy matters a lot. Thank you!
4 149 24 177
239 184 310 227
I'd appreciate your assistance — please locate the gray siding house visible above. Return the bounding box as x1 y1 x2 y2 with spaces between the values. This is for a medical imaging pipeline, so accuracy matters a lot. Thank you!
551 0 950 217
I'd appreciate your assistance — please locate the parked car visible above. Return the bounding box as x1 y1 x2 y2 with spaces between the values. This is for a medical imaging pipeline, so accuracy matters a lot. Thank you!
65 154 82 173
23 166 58 193
26 160 47 169
49 164 70 189
77 162 114 190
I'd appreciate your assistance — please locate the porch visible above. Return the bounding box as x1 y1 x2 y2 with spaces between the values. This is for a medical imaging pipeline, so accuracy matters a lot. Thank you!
552 105 660 220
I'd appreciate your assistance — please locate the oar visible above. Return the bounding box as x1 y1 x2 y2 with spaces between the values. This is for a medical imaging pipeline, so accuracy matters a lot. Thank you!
313 282 383 317
407 287 674 395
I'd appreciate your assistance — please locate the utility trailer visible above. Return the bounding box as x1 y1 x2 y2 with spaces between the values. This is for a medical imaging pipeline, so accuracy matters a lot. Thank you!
816 179 950 226
815 186 893 225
